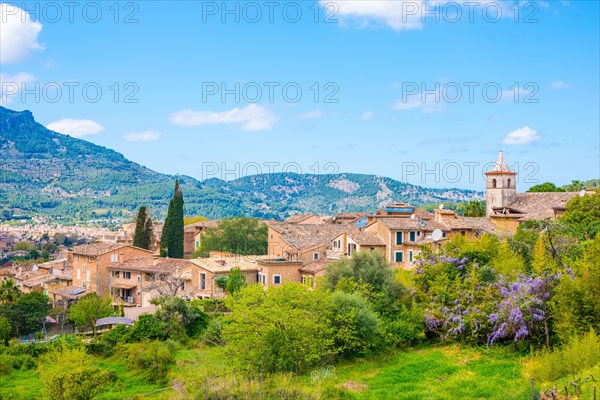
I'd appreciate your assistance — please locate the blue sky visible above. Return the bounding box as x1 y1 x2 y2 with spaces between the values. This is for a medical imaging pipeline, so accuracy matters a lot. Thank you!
1 0 598 190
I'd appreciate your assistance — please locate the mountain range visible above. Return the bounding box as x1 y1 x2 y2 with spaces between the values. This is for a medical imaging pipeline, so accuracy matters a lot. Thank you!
0 106 482 222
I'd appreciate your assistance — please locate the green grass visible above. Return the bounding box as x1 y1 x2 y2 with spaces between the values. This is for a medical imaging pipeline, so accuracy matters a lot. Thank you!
2 344 582 400
0 355 166 400
306 344 530 400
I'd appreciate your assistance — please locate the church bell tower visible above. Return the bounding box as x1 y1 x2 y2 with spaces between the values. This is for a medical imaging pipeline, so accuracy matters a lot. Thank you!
485 150 517 216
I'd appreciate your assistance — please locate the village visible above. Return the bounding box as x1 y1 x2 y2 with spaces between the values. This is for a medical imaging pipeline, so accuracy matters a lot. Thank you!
2 151 586 323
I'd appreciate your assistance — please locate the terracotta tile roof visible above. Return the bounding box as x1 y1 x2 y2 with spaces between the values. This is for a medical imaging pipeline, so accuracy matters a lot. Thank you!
502 192 579 221
108 258 193 273
268 222 351 251
375 216 447 232
49 285 87 299
345 230 385 246
189 257 259 273
299 258 332 274
459 217 497 234
284 214 317 224
184 220 218 232
72 243 152 256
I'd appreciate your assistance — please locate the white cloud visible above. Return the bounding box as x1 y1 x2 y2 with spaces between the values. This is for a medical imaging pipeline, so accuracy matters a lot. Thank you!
392 89 445 113
498 87 534 103
361 111 374 120
502 126 541 145
298 110 324 119
123 131 161 142
322 0 423 31
170 104 277 131
0 72 35 104
551 81 572 89
322 1 551 31
47 119 105 138
0 4 43 64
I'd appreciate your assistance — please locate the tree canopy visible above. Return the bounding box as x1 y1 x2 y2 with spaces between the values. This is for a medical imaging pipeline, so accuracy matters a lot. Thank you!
160 180 185 258
196 218 267 256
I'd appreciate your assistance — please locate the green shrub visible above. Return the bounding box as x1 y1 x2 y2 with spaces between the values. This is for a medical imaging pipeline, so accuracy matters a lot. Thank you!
203 316 226 346
523 329 600 382
122 340 178 384
328 291 382 358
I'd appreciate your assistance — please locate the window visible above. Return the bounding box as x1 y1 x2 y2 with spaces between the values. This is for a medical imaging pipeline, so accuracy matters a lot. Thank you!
409 250 413 262
396 232 403 245
461 231 466 236
82 265 86 272
123 271 131 279
77 269 81 280
82 281 86 288
145 274 155 282
273 275 282 284
492 178 497 188
87 256 91 263
111 254 119 263
77 255 80 261
442 232 447 238
261 274 266 284
313 252 320 261
409 231 416 242
301 276 306 284
195 241 199 248
112 271 120 278
200 273 206 290
395 251 404 262
137 275 141 282
508 178 512 188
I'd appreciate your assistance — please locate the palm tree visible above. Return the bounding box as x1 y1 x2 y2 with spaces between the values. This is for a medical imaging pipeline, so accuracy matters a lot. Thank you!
0 279 21 303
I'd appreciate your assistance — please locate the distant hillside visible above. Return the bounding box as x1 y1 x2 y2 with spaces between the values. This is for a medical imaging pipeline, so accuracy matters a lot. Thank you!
0 106 482 222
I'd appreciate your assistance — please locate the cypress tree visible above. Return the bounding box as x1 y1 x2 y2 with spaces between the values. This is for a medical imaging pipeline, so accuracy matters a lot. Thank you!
133 206 151 250
160 180 184 258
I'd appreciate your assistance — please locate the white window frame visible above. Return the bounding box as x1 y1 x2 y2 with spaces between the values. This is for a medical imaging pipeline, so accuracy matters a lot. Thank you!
273 274 282 284
123 271 131 279
409 231 416 242
111 253 119 263
409 250 413 262
313 252 320 261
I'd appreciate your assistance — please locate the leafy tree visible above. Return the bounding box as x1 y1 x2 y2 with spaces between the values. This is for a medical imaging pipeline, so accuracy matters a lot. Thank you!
490 240 526 278
327 291 381 358
68 294 113 336
184 216 208 225
223 284 334 375
149 296 208 339
527 182 565 192
0 291 49 337
133 206 152 250
38 346 110 400
532 234 552 274
325 250 405 316
225 267 246 296
122 340 177 384
160 180 184 258
551 236 600 342
560 191 600 240
461 200 486 217
197 218 267 256
0 316 11 346
0 279 21 303
563 180 585 192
